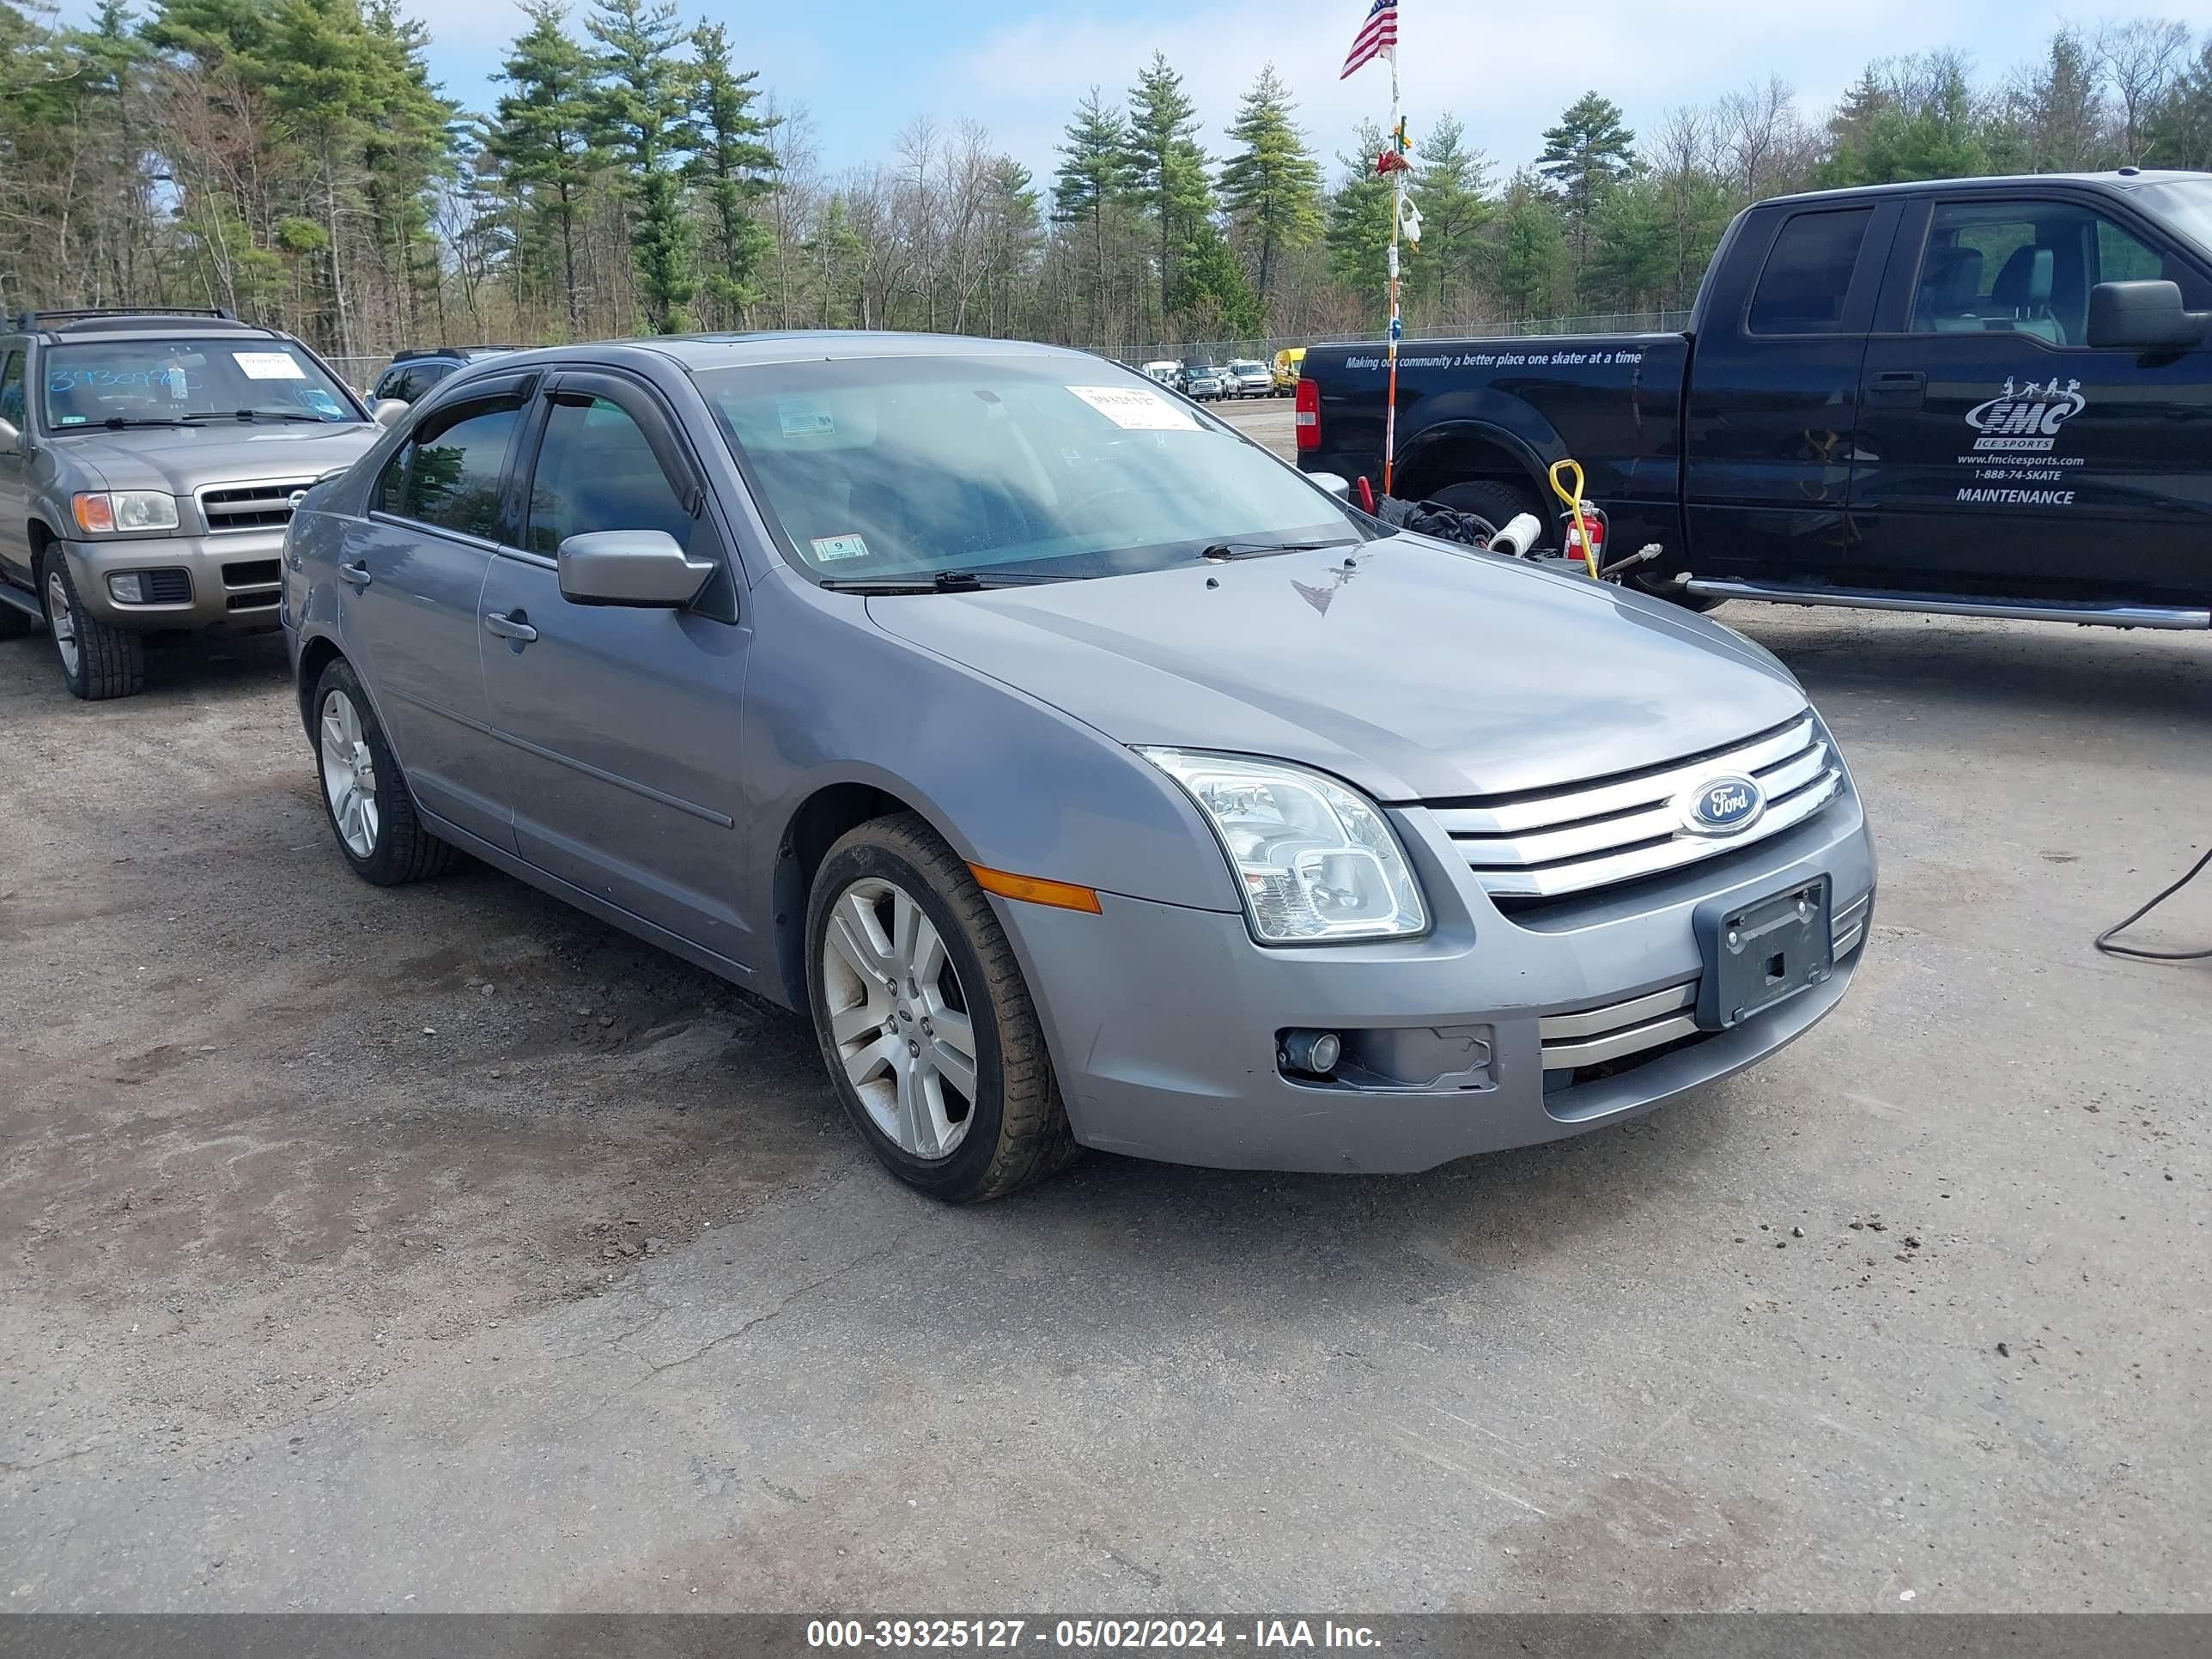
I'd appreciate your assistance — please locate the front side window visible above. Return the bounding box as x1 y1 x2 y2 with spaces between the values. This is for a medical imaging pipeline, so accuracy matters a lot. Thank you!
0 351 23 427
697 356 1368 586
374 402 519 541
1909 198 2212 345
525 395 693 556
1747 208 1874 335
41 338 361 428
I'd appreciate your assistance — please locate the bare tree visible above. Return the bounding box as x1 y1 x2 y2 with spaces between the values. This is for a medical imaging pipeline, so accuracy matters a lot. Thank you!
2096 18 2191 161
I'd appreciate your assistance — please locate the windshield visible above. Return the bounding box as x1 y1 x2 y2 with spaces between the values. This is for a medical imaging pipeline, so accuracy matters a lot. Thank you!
697 354 1370 584
2135 179 2212 262
42 338 362 429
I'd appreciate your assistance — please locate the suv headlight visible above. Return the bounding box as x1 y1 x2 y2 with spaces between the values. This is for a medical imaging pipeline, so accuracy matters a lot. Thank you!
72 491 179 535
1140 750 1428 944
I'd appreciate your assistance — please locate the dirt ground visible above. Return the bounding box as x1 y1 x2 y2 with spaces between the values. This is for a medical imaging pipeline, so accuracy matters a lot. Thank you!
2 495 2207 1609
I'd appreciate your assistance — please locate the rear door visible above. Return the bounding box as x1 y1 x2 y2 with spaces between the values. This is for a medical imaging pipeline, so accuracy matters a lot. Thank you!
0 346 28 584
1681 198 1900 578
1852 189 2212 606
477 371 761 967
340 374 535 850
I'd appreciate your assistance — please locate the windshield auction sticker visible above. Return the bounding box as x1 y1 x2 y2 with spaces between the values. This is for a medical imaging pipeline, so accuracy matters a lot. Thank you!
233 351 307 380
1067 385 1200 431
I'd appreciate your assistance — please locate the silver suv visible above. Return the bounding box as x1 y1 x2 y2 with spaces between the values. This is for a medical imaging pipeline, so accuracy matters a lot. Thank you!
0 309 390 699
289 334 1874 1201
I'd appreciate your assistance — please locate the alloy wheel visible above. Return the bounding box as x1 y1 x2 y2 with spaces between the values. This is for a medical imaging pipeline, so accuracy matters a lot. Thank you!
319 690 380 858
45 571 78 678
818 876 979 1160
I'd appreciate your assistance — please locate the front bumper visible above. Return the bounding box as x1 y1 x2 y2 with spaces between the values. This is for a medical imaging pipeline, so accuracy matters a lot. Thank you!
997 783 1875 1173
59 532 287 630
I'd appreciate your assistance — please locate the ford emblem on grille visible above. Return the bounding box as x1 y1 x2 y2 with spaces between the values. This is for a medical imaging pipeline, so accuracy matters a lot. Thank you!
1676 775 1765 836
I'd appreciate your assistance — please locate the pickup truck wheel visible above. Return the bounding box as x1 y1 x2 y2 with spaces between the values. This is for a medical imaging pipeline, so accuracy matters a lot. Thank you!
313 659 459 885
1430 481 1545 546
807 813 1079 1203
41 555 145 701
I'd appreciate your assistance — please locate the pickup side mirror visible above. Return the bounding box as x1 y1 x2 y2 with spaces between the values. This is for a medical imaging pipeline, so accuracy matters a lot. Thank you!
0 416 19 457
1308 471 1352 500
2087 280 2209 350
372 398 410 428
556 529 715 608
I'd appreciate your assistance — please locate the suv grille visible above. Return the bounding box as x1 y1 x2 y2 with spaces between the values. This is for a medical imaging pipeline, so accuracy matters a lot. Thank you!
1429 714 1843 902
198 480 314 534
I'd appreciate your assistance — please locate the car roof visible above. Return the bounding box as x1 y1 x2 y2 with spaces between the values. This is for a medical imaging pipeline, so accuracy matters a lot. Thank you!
1757 168 2209 210
541 331 1105 372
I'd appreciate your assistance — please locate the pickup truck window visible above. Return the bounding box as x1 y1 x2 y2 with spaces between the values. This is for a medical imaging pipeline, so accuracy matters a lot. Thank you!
1747 208 1874 335
1909 198 2209 345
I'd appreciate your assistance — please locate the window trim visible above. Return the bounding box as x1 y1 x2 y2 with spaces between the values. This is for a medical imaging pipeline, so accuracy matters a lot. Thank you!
1741 204 1887 339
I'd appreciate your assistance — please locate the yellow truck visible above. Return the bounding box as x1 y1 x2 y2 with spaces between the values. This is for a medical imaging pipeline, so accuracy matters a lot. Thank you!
1272 346 1306 393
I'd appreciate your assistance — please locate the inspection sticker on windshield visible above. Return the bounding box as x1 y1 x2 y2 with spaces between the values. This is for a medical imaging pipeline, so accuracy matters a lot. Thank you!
811 532 871 562
233 351 305 380
777 396 836 436
1066 384 1198 431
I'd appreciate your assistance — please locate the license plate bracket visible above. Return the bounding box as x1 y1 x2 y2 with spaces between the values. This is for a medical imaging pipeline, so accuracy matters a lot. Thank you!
1695 875 1833 1030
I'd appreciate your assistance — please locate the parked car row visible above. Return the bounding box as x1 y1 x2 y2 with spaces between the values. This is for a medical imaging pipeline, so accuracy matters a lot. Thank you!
1137 358 1283 400
1 313 1875 1204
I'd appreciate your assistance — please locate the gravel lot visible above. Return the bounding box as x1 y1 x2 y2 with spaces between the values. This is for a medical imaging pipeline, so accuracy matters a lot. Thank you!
3 413 2206 1611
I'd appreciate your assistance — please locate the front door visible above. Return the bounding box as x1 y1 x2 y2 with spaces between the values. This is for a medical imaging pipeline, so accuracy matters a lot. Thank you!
338 380 531 849
0 349 30 585
478 374 761 970
1852 191 2212 607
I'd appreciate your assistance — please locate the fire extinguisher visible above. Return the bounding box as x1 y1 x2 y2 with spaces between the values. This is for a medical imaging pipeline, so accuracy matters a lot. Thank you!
1547 459 1606 578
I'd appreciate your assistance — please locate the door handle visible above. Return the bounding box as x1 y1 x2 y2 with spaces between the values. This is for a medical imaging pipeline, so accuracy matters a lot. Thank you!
338 561 372 589
483 610 538 644
1865 370 1927 408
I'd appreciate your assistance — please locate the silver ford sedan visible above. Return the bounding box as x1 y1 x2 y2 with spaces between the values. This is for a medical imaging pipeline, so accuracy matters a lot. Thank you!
285 333 1874 1201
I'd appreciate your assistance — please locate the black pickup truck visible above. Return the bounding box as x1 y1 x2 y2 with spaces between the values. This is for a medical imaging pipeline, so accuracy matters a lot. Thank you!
1297 170 2212 628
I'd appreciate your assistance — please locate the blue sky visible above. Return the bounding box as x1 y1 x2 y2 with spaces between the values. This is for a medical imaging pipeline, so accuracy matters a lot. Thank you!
67 0 2206 183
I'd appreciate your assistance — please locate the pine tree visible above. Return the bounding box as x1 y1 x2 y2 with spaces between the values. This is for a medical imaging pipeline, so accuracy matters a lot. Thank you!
1052 87 1133 344
1218 63 1322 310
681 21 777 327
1325 122 1394 307
1537 91 1636 280
1125 52 1210 333
1410 113 1491 319
489 2 600 337
1492 170 1569 319
586 0 695 333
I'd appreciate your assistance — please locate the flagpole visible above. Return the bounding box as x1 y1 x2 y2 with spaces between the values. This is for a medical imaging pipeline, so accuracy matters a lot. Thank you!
1382 49 1402 497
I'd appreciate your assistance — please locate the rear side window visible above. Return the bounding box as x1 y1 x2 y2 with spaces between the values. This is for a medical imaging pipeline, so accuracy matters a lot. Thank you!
524 395 693 556
374 401 519 541
1747 208 1874 335
0 351 23 426
375 366 419 403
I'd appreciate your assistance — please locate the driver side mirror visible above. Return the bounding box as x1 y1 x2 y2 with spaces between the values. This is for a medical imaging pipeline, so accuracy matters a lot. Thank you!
372 398 409 428
2087 280 2209 350
556 529 715 608
0 416 19 457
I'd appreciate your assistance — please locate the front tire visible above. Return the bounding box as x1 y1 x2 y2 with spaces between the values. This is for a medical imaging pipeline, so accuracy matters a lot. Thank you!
312 658 458 885
41 554 145 700
806 813 1077 1202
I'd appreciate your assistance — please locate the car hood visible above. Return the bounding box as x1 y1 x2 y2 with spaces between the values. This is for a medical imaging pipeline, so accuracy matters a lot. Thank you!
50 423 384 495
866 536 1809 801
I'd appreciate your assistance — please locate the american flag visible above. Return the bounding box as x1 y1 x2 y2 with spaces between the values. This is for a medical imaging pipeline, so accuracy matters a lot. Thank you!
1340 0 1398 79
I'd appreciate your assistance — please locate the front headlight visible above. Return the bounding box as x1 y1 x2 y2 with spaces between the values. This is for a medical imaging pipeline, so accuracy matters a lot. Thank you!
1140 750 1428 944
72 491 179 535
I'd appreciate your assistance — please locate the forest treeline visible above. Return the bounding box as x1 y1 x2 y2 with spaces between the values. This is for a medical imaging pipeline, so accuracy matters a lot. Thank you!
3 0 2209 360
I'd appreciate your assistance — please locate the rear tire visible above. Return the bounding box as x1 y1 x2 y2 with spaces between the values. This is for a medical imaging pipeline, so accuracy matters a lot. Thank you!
312 658 458 885
1428 480 1546 544
40 554 145 700
806 813 1078 1202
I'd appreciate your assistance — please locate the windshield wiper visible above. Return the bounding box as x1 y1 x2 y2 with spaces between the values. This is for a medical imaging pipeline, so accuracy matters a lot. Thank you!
1198 538 1357 561
96 416 187 429
183 409 330 424
818 569 1064 594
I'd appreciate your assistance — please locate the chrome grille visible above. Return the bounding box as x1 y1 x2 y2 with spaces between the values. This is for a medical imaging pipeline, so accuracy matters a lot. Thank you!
1540 980 1699 1072
1431 714 1843 902
198 479 314 535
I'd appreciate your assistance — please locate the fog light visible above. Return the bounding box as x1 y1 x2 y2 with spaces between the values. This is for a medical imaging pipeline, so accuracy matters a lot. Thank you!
108 571 144 604
1280 1028 1342 1076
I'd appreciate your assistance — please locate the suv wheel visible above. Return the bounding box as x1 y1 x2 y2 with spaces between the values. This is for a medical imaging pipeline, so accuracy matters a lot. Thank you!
41 555 145 700
806 813 1077 1201
313 658 458 885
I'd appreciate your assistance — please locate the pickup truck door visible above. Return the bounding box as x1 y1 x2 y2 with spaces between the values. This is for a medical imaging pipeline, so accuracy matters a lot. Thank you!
1852 190 2212 608
1680 199 1899 577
